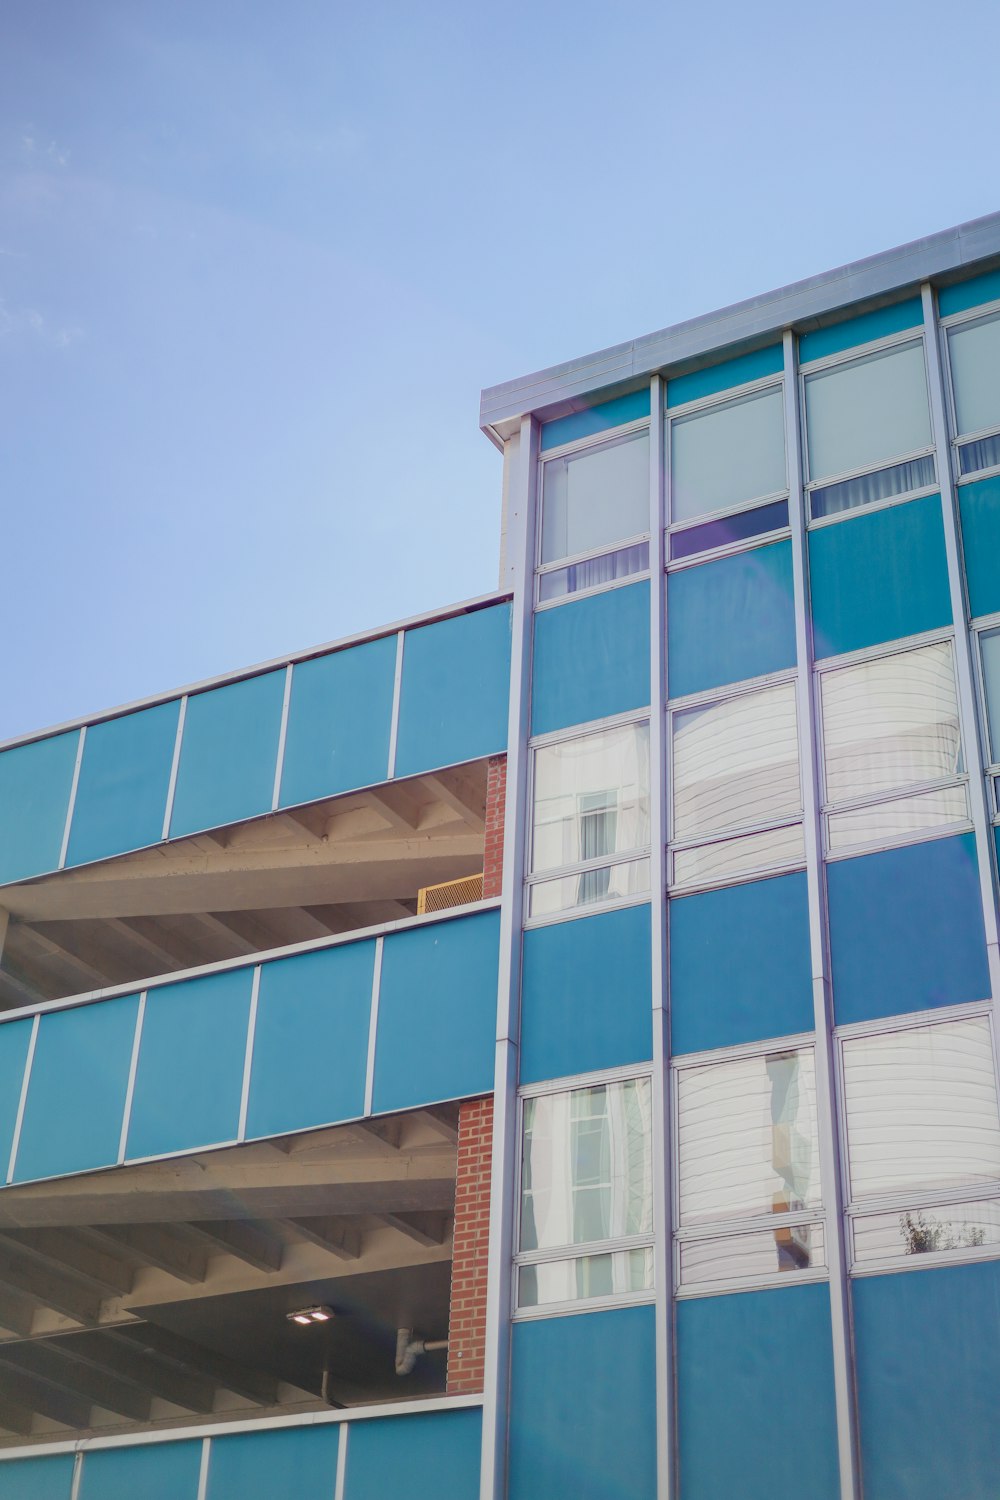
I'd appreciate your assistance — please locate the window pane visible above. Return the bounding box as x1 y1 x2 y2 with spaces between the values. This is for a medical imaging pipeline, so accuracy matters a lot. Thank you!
677 1049 821 1225
528 856 650 918
820 641 962 805
805 342 932 483
670 387 786 524
672 682 800 840
672 823 805 887
540 431 649 564
958 433 1000 476
532 723 650 874
981 629 1000 764
827 784 969 851
842 1017 1000 1202
520 1078 653 1252
538 542 648 601
809 454 936 519
518 1247 653 1307
680 1223 825 1286
853 1199 1000 1264
670 500 788 561
949 315 1000 438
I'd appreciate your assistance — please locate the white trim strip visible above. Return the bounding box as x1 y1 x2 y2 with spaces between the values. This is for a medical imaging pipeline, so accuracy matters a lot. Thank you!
6 1012 39 1183
333 1420 349 1500
117 991 147 1163
271 665 294 811
363 936 384 1117
161 696 188 840
386 631 405 780
196 1436 211 1500
57 726 86 870
69 1451 83 1500
237 967 262 1142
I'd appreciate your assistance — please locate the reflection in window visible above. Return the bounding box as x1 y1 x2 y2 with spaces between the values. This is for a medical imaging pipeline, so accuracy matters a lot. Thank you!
539 541 649 602
853 1199 1000 1265
980 629 1000 766
672 823 805 886
539 432 649 595
670 500 789 561
948 313 1000 477
519 1248 653 1308
680 1224 826 1287
670 385 786 524
827 784 969 851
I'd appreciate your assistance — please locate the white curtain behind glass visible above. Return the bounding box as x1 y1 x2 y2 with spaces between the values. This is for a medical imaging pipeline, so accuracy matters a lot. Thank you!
541 431 649 563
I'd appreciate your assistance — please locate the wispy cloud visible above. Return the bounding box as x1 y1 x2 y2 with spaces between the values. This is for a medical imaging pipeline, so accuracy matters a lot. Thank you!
0 298 84 348
19 130 70 169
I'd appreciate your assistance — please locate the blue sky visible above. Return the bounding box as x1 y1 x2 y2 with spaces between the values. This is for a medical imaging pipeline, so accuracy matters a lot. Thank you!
2 0 999 739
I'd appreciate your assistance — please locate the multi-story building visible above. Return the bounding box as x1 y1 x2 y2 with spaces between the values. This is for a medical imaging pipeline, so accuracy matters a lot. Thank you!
2 212 1000 1499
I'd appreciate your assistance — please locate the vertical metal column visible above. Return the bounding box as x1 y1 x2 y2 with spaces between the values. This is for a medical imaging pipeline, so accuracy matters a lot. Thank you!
648 375 675 1499
783 330 861 1500
480 414 538 1500
921 283 1000 1000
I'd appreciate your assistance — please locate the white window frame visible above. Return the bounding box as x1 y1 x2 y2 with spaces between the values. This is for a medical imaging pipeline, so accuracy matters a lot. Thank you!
940 296 1000 487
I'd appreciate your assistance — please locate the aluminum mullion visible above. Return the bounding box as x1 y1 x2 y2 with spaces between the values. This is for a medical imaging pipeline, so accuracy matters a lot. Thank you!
196 1438 211 1500
117 991 147 1163
363 936 384 1117
334 1422 349 1500
161 696 187 840
784 329 861 1500
270 664 294 810
386 631 405 780
57 726 86 870
237 967 262 1142
6 1012 39 1184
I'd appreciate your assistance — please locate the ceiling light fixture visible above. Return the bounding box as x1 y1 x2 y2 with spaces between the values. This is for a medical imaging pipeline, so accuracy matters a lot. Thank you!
287 1305 334 1326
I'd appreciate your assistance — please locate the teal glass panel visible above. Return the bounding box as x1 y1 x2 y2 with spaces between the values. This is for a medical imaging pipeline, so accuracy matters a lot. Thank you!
169 671 285 837
520 905 652 1083
245 941 374 1139
667 541 795 697
13 995 139 1183
938 268 1000 317
666 345 783 408
0 731 78 885
670 872 813 1053
372 910 499 1113
207 1424 340 1500
0 1456 75 1500
126 968 252 1160
66 701 179 866
345 1409 481 1500
854 1261 1000 1500
279 637 396 806
0 1020 32 1174
959 475 1000 619
677 1283 839 1500
809 495 951 659
827 833 989 1025
541 389 651 451
531 580 650 736
509 1305 656 1500
798 296 923 364
393 604 511 778
79 1441 202 1500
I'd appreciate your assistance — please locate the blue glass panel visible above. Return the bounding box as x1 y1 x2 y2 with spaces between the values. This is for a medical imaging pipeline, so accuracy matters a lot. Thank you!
666 345 783 408
0 1456 75 1500
938 268 1000 317
13 995 139 1183
372 910 499 1113
508 1305 657 1500
853 1261 1000 1500
670 872 813 1053
169 672 285 838
126 969 252 1160
959 475 1000 619
670 499 788 561
79 1441 202 1500
520 905 652 1083
809 494 951 659
667 541 795 697
393 604 511 778
677 1283 839 1500
798 297 923 363
0 1020 33 1174
531 581 650 736
245 942 374 1138
345 1409 481 1500
541 390 651 451
279 637 396 806
0 732 78 885
828 833 989 1025
207 1424 340 1500
66 701 180 866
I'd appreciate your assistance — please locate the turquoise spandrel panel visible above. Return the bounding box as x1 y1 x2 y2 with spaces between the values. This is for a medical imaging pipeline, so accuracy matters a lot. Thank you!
12 995 139 1184
854 1261 1000 1500
0 731 78 885
520 905 652 1084
827 833 989 1025
938 268 1000 317
279 636 396 806
393 604 511 778
0 1020 33 1174
809 494 951 659
666 344 783 408
372 910 499 1113
169 671 285 837
245 941 375 1139
798 296 923 364
345 1409 481 1500
79 1441 202 1500
65 700 179 866
0 1455 75 1500
531 580 650 736
677 1284 839 1500
540 389 651 451
206 1424 340 1500
670 872 813 1054
959 475 1000 619
667 541 795 698
508 1306 657 1500
125 968 253 1160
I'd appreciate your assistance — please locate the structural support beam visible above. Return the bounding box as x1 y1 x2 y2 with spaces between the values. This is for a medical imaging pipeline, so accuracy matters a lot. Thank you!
0 1343 151 1422
184 1220 284 1273
120 1324 279 1405
0 1367 91 1429
96 1331 218 1413
284 1217 362 1261
0 1245 102 1325
0 1230 134 1298
423 773 486 830
78 1227 208 1286
375 1212 449 1248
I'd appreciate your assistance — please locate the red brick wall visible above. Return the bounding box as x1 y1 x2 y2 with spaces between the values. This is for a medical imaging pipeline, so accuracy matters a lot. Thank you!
446 1095 494 1393
483 755 506 899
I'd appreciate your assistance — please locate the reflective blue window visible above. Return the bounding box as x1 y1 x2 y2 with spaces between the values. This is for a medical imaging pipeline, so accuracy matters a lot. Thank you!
279 637 396 806
0 1456 75 1500
345 1409 481 1500
169 672 285 838
0 1019 33 1174
532 581 650 736
938 268 1000 317
0 731 78 885
394 604 510 777
668 542 795 698
207 1425 340 1500
667 345 783 408
541 389 650 451
959 475 1000 620
798 297 922 363
79 1441 202 1500
66 701 179 866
